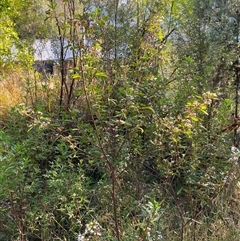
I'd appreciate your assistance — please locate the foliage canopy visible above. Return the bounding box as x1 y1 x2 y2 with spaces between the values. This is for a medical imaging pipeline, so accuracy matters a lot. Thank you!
0 0 240 240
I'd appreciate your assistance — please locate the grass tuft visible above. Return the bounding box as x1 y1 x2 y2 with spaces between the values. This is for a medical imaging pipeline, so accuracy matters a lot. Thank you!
0 71 24 123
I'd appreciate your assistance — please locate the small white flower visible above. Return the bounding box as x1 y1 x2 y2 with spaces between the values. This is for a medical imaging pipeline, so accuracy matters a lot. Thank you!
77 234 85 241
231 146 239 153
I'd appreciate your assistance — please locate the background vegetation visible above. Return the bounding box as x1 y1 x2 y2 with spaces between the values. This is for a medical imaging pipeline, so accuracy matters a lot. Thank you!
0 0 240 240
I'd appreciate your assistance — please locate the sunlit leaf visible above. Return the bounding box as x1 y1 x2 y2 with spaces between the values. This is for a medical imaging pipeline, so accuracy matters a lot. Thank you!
189 116 199 122
72 73 81 79
95 72 108 78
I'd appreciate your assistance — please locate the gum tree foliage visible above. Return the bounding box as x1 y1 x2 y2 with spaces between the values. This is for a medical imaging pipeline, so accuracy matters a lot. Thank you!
173 0 240 96
0 0 50 67
0 0 21 64
12 0 57 40
0 0 240 240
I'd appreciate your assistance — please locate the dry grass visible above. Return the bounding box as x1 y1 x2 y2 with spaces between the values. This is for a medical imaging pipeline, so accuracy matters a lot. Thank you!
0 70 24 123
0 66 61 124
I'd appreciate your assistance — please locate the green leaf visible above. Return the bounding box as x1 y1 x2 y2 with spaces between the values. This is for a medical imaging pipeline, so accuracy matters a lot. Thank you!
48 1 56 10
72 73 81 79
141 106 155 113
189 116 199 122
95 72 108 78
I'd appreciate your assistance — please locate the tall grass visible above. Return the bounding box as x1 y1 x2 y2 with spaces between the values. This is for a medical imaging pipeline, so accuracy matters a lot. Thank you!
0 66 60 124
0 70 24 123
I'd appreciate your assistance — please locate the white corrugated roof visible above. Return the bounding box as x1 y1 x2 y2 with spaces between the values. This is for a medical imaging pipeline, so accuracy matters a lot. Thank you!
33 39 74 61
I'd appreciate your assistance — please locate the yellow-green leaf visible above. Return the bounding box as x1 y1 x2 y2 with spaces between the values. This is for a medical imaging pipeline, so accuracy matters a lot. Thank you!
95 72 108 78
72 73 81 79
189 116 199 122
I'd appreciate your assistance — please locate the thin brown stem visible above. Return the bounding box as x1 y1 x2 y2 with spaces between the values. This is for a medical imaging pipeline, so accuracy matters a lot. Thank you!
80 58 121 241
